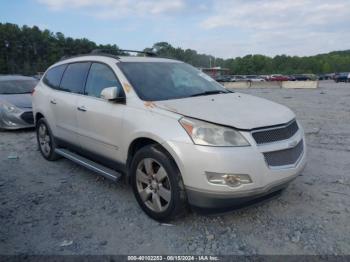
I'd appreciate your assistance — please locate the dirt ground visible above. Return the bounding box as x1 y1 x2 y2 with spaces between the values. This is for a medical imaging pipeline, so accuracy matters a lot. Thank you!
0 80 349 255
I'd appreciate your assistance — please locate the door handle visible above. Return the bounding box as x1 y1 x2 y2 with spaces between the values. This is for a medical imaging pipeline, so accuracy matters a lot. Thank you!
77 106 87 112
50 99 57 105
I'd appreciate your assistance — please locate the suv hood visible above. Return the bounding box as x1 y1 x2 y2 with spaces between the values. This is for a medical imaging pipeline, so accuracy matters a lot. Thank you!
155 93 295 130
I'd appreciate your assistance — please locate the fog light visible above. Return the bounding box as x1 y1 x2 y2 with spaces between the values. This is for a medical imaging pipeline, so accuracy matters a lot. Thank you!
206 172 252 187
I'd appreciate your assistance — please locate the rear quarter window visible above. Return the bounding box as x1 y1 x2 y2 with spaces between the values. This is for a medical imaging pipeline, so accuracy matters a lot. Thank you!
60 62 91 94
43 64 67 89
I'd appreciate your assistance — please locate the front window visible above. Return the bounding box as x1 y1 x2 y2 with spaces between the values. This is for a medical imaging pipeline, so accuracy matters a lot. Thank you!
118 62 228 101
0 79 38 94
85 63 122 98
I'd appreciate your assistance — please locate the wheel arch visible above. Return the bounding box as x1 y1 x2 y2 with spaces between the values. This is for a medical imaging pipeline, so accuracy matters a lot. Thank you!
126 137 182 182
35 112 45 126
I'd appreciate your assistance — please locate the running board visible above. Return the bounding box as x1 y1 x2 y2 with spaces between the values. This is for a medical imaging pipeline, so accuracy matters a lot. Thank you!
55 148 122 182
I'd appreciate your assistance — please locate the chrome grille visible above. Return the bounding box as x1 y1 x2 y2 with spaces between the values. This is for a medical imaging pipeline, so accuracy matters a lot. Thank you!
264 140 303 167
252 120 299 145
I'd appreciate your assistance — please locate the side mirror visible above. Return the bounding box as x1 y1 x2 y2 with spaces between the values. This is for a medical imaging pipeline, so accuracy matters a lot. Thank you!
100 86 125 103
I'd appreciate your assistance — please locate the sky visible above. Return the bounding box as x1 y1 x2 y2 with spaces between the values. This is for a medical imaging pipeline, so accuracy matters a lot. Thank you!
1 0 349 58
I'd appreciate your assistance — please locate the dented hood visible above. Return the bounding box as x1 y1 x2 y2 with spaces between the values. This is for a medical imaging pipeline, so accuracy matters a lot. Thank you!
155 93 295 130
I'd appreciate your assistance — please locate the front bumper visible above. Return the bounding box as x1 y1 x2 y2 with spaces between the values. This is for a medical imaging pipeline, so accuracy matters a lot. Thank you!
164 127 307 208
0 109 34 130
186 172 299 208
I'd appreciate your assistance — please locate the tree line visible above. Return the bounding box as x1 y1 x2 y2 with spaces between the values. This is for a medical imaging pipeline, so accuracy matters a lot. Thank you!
1 23 349 76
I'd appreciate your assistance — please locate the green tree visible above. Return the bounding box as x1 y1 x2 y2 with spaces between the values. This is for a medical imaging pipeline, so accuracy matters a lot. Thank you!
1 22 350 75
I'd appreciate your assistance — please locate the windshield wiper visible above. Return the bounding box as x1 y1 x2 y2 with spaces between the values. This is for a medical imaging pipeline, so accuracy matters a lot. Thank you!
190 90 230 97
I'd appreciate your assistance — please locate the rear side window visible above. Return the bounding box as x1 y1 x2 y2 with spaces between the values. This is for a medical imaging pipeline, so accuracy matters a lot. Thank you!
43 64 67 89
85 63 121 98
60 62 91 94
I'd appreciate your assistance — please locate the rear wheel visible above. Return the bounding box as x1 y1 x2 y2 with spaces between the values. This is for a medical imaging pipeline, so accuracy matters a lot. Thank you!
130 145 187 221
36 118 60 161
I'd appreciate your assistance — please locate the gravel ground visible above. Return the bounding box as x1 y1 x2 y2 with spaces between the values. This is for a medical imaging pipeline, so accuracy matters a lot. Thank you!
0 80 349 255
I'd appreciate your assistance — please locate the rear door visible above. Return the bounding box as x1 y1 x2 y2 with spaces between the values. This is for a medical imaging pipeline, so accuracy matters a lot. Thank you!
51 62 91 144
76 62 125 162
42 64 67 129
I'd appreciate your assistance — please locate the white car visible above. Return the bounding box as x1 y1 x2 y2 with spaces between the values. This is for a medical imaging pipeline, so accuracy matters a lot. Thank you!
32 52 307 221
244 75 266 82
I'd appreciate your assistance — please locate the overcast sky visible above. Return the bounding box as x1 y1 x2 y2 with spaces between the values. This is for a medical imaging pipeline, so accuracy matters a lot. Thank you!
1 0 349 58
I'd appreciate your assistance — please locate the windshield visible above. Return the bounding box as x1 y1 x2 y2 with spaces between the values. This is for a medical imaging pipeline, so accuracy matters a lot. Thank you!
118 62 228 101
0 79 38 94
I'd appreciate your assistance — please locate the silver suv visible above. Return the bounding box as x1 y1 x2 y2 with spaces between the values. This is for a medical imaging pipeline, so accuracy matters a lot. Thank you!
32 51 306 221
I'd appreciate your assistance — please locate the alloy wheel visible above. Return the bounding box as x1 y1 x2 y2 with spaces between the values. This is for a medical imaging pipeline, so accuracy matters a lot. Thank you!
136 158 172 213
38 123 51 157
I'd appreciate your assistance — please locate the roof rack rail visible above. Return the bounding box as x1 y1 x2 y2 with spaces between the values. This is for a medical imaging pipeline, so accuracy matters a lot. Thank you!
59 52 120 61
59 48 158 62
91 49 157 57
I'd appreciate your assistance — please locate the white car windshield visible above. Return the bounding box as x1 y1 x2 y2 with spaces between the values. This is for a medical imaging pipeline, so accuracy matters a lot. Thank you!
118 62 229 101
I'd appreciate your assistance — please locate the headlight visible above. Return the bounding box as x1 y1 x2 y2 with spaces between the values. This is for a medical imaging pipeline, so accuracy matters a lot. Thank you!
0 101 22 114
179 117 250 147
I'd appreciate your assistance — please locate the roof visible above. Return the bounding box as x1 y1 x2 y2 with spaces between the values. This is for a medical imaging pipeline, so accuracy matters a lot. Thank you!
0 75 37 81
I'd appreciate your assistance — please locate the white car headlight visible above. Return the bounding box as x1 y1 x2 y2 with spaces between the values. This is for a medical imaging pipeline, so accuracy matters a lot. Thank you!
179 117 250 147
0 101 22 114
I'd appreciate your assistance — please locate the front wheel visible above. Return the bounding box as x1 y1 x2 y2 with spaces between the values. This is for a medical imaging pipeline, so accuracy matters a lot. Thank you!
130 145 187 221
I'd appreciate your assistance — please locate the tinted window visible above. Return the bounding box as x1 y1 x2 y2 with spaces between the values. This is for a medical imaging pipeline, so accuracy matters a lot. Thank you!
118 62 226 101
43 64 67 89
0 79 38 94
85 63 121 98
60 62 91 94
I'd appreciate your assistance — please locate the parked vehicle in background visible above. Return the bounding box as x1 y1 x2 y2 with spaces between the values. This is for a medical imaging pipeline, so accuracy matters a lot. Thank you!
259 75 269 80
214 75 231 82
303 74 317 81
267 75 290 81
288 75 296 81
0 75 37 130
230 75 246 82
292 74 311 81
244 75 265 82
317 74 326 80
317 74 332 80
32 73 44 80
334 72 350 83
33 52 306 221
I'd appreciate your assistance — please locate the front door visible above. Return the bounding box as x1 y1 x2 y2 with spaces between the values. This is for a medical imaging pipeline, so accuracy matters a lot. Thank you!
76 62 125 163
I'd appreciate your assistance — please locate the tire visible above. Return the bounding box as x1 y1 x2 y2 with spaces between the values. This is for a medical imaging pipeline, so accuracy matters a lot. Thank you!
130 144 187 221
36 118 60 161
